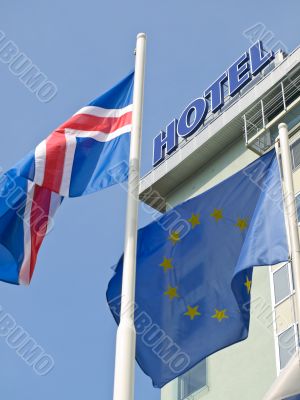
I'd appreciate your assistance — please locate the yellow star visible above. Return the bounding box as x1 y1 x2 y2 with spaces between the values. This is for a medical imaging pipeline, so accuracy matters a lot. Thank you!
164 286 179 300
210 208 223 221
159 257 174 272
184 305 201 320
168 231 180 245
188 213 200 229
212 309 228 322
244 276 252 294
235 218 248 231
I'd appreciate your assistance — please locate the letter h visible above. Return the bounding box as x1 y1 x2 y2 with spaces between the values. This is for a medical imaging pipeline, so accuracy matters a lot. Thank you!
153 119 178 166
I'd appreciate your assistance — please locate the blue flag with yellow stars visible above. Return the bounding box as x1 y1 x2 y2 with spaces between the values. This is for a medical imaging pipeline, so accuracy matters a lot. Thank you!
106 149 289 388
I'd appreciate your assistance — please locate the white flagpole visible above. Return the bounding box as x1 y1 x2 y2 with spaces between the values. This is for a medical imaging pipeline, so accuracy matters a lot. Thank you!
278 122 300 331
113 33 146 400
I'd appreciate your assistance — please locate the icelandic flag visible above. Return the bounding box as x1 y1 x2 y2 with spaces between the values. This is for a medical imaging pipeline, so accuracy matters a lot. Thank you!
0 72 134 285
107 149 289 388
11 72 134 196
0 172 62 285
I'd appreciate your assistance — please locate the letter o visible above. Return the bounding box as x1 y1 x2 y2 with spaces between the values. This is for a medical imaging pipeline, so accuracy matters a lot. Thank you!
36 82 58 103
177 98 208 138
169 353 190 373
33 355 55 376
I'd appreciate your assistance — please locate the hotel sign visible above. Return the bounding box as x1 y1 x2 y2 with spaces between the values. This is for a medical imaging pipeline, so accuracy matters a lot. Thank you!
152 41 274 166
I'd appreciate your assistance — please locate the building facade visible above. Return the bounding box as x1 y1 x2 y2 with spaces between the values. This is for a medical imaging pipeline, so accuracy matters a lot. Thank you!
139 44 300 399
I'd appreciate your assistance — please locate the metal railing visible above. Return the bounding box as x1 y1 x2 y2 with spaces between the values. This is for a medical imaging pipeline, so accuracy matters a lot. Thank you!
244 66 300 154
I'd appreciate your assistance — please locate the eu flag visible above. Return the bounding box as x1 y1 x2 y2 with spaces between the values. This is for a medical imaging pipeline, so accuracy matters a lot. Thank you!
106 149 289 388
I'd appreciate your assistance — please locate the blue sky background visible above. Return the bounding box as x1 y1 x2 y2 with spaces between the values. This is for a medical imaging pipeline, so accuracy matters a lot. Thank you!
0 1 299 399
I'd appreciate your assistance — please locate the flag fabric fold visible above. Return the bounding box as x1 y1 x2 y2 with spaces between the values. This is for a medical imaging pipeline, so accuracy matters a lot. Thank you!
106 149 289 388
0 173 62 285
0 72 133 285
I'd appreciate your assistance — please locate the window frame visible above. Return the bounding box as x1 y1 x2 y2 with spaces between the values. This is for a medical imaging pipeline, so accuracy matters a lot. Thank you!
273 263 294 307
177 359 208 400
269 263 299 374
291 136 300 172
295 191 300 226
276 322 298 370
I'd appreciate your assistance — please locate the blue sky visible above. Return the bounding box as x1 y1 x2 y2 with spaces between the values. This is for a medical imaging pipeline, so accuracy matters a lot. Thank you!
0 1 299 399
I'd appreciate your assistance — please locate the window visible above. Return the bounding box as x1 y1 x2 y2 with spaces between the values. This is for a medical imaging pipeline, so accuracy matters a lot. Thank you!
178 360 206 400
278 325 297 369
291 138 300 170
296 193 300 224
273 264 291 304
271 263 299 372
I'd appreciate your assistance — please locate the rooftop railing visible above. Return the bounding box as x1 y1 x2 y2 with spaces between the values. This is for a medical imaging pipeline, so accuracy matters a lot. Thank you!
244 65 300 154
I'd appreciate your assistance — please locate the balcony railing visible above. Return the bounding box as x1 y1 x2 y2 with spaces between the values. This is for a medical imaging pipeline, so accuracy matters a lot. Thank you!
244 66 300 154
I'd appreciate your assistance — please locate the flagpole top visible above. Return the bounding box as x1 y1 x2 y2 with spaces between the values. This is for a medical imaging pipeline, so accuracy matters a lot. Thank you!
278 122 288 130
137 32 146 39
